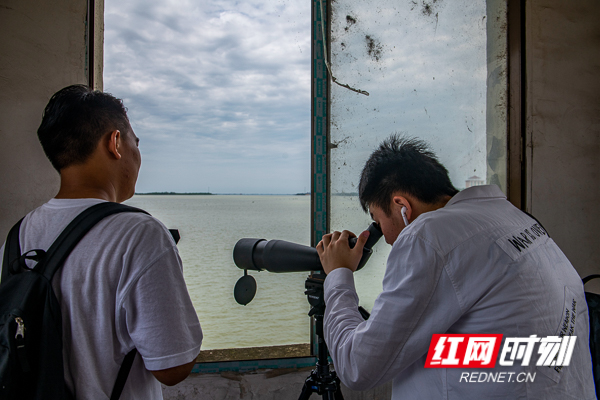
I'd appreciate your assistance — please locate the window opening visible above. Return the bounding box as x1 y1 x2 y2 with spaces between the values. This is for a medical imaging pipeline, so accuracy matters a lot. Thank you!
103 0 508 361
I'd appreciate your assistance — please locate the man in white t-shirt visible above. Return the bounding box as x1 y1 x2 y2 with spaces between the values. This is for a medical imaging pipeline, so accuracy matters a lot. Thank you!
316 135 595 399
1 85 203 399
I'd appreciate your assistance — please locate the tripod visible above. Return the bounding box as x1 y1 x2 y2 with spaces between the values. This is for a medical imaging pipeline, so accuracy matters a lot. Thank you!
298 273 344 400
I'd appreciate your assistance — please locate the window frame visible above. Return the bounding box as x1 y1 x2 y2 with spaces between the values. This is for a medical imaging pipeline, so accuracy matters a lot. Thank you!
95 0 523 368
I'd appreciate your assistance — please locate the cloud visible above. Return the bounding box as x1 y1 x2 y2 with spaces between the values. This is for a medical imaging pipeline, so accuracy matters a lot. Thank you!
104 0 311 193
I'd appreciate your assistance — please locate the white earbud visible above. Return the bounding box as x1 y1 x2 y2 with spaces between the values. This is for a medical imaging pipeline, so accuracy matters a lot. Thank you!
401 206 409 226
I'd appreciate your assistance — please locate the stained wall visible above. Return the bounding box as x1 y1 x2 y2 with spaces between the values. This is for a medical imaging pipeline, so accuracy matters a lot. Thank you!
525 0 600 293
0 0 93 237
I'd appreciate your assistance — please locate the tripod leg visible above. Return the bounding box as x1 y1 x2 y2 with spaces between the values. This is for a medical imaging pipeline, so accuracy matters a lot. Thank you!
298 382 313 400
323 388 345 400
298 372 317 400
322 391 335 400
333 387 344 400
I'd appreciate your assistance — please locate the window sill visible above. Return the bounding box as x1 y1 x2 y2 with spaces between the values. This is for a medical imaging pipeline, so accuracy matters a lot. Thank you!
196 343 310 363
192 343 313 374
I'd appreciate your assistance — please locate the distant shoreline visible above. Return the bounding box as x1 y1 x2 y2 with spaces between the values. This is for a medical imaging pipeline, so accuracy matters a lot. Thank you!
134 192 312 196
134 192 358 196
135 192 213 195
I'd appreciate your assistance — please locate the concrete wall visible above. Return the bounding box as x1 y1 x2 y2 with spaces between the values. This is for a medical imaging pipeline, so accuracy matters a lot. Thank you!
91 0 105 90
0 0 92 237
525 0 600 293
163 371 392 400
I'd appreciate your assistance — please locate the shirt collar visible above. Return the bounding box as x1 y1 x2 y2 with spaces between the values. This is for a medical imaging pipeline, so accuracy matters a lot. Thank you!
44 198 107 209
446 184 506 207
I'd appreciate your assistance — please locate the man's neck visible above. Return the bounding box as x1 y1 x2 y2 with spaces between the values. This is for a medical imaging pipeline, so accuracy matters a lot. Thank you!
55 186 116 202
413 195 453 218
56 166 118 202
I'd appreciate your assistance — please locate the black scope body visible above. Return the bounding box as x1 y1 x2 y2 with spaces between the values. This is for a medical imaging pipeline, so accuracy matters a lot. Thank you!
233 223 383 273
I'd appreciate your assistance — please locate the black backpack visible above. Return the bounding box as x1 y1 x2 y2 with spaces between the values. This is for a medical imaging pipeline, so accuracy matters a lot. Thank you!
0 202 147 400
583 274 600 398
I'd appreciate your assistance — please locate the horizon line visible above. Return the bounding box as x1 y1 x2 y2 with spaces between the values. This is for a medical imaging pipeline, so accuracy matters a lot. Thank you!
134 192 314 196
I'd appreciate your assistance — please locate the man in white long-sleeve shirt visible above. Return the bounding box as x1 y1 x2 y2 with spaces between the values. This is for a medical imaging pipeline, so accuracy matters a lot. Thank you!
317 135 595 399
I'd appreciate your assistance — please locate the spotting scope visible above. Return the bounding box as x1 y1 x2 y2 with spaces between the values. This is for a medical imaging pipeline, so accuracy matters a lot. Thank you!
233 222 383 273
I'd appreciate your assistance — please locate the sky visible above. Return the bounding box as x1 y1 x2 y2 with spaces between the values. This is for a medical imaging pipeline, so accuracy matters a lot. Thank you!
104 0 312 194
104 0 499 195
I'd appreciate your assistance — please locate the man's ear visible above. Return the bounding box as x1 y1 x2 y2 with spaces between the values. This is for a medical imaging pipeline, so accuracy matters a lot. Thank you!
392 195 412 221
107 130 122 160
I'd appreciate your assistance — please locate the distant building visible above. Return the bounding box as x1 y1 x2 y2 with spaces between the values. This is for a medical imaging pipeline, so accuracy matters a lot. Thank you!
465 175 485 188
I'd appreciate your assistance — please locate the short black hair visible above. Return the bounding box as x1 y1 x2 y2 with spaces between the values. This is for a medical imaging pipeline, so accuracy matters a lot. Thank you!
37 84 130 171
358 134 459 215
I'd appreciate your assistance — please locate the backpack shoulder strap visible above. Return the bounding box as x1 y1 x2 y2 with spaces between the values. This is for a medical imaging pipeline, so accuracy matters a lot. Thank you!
38 202 149 281
1 217 25 283
110 349 137 400
583 275 600 285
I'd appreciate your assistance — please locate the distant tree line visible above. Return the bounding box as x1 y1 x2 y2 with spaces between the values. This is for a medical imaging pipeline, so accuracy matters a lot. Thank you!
135 192 213 195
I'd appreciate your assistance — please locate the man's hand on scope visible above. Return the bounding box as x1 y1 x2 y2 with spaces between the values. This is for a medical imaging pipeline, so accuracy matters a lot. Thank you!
317 230 370 275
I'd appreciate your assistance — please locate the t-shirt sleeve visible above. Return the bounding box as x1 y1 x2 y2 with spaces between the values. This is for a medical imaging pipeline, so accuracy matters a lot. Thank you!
323 234 463 390
117 220 202 371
